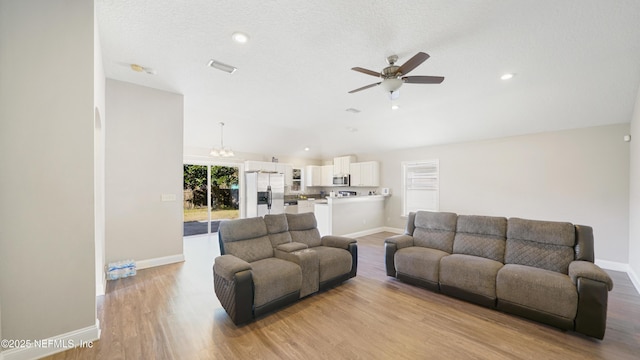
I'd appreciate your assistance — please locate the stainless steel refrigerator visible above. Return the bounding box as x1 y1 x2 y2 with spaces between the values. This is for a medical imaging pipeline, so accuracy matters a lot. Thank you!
245 172 285 217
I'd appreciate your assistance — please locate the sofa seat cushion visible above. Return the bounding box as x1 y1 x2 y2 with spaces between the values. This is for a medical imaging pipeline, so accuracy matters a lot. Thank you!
250 258 302 308
313 246 353 283
496 264 578 320
440 254 503 300
395 246 449 284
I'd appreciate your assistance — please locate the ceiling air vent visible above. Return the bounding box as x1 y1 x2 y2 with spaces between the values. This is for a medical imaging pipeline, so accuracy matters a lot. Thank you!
207 59 237 74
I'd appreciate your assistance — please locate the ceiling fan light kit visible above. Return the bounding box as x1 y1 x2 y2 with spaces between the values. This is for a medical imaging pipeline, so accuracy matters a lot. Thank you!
349 52 444 99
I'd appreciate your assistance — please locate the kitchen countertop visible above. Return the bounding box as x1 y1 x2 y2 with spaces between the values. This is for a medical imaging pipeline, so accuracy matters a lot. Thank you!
316 194 387 205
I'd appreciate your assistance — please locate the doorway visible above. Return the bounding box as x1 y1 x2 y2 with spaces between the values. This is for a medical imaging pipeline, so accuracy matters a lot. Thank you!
183 164 239 236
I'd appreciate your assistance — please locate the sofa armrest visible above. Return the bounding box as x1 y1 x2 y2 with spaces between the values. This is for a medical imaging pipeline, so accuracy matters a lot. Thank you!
384 234 414 249
569 260 612 339
568 261 613 291
276 242 308 253
384 234 413 277
213 255 252 281
321 235 357 249
213 255 253 325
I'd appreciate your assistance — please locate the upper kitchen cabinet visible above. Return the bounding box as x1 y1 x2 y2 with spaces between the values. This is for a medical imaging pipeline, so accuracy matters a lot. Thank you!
245 161 292 186
305 165 322 187
349 161 380 187
245 160 276 172
333 155 356 176
321 165 334 186
291 167 302 192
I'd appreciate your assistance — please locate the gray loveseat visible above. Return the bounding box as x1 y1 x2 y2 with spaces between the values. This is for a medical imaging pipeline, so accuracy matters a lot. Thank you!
213 213 357 324
385 211 613 339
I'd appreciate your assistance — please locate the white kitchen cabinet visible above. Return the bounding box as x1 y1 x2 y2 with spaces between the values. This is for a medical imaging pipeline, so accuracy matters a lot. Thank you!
349 161 379 186
245 161 293 177
333 155 356 175
321 165 334 186
245 160 277 172
297 200 314 213
291 167 303 192
305 165 322 187
278 164 293 186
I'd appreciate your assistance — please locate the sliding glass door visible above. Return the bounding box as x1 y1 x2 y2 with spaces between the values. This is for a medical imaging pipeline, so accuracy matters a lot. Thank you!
183 164 239 236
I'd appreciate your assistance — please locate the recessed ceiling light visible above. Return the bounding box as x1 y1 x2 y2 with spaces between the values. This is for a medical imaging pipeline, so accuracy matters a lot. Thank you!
391 104 399 110
207 59 237 74
232 32 249 44
501 73 515 80
304 147 310 151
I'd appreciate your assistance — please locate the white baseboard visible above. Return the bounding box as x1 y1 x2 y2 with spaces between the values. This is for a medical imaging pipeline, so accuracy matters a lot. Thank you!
1 319 100 360
342 227 386 238
582 259 640 295
135 253 185 270
341 227 402 238
595 259 629 272
628 266 640 295
382 227 404 234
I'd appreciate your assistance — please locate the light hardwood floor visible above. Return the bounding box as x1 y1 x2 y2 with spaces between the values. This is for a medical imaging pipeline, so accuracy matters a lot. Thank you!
45 232 640 359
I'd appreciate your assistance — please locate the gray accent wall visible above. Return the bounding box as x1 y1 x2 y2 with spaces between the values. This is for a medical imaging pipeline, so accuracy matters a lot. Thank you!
105 79 184 265
629 85 640 290
0 0 97 341
375 123 630 265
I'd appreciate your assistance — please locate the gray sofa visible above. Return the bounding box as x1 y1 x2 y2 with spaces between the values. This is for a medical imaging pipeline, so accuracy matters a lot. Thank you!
385 211 614 339
213 213 357 324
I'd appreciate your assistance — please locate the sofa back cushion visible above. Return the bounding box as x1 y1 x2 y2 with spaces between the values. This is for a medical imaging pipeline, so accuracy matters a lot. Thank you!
264 213 293 247
412 211 457 253
218 217 274 263
505 217 575 274
286 213 322 247
453 215 507 262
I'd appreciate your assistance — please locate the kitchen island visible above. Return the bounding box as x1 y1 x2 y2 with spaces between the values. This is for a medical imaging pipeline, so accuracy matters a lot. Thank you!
314 195 387 237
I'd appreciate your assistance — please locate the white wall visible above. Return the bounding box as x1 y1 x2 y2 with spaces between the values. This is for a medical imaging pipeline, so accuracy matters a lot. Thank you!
184 146 323 168
374 124 630 264
629 86 640 290
94 7 107 296
105 80 184 266
0 0 96 342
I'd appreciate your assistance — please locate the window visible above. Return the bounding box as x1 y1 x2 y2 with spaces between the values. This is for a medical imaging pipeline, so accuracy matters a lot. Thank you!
402 160 439 216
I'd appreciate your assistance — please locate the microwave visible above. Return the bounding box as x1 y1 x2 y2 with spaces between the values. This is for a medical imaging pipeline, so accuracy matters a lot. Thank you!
332 175 350 186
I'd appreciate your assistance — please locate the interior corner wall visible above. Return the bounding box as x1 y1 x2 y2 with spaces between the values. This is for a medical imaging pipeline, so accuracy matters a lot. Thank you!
94 6 107 297
629 85 640 291
0 0 96 341
105 79 184 265
376 124 630 265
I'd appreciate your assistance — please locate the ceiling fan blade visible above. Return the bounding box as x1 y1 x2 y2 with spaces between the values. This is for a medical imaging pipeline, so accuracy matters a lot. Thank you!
402 76 445 84
352 67 381 77
397 52 430 76
348 82 381 93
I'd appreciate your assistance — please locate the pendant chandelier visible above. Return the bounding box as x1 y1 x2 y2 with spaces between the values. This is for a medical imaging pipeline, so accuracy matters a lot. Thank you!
210 122 234 157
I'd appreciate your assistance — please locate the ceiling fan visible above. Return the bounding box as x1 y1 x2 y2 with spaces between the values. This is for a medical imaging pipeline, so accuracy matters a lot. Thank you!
349 52 444 99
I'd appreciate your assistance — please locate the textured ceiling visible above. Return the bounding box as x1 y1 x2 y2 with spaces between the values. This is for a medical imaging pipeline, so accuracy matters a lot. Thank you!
96 0 640 159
